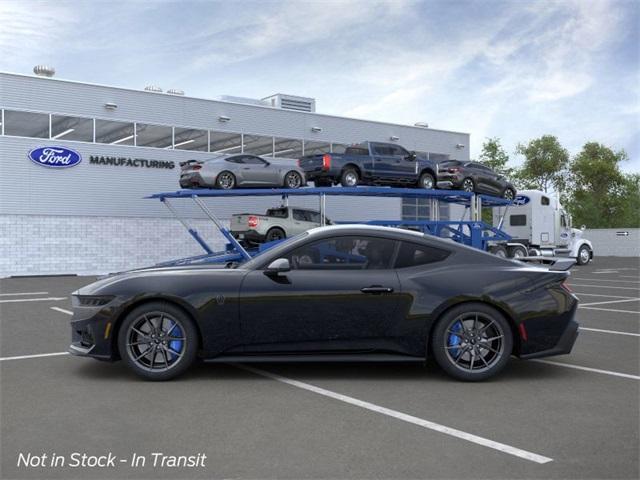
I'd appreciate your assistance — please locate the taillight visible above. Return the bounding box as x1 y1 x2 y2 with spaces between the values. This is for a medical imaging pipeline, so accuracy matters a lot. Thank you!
448 167 460 173
297 159 301 167
322 154 332 171
192 165 202 170
248 216 259 228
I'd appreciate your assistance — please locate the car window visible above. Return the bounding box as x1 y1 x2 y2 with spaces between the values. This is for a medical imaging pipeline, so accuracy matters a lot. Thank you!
510 215 527 226
285 236 397 270
292 209 309 221
372 144 394 156
307 211 321 223
243 156 267 165
225 156 244 164
266 208 288 218
345 147 369 156
394 242 450 268
541 196 550 206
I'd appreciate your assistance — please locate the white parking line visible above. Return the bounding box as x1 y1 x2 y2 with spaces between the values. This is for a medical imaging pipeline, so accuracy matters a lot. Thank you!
0 297 67 304
569 284 640 291
620 275 640 279
572 278 639 284
0 291 49 296
579 306 640 314
235 364 553 464
580 298 640 307
574 293 637 299
0 352 69 362
580 327 640 337
532 360 640 380
51 306 73 315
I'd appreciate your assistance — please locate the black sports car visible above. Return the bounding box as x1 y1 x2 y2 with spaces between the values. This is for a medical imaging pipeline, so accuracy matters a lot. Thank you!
436 160 517 199
69 225 578 381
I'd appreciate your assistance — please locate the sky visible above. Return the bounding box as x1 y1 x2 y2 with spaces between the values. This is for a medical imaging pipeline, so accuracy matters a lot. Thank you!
1 0 638 172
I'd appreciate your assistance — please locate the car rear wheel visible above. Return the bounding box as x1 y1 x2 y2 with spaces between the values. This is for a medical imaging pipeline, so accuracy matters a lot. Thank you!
503 188 516 200
216 171 236 189
418 172 435 189
266 227 286 242
118 302 198 381
340 168 359 187
489 245 508 258
431 303 513 381
284 171 303 189
462 178 475 192
508 245 528 259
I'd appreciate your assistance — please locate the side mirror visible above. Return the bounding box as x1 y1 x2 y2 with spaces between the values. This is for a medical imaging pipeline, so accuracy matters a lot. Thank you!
265 258 290 275
408 151 417 161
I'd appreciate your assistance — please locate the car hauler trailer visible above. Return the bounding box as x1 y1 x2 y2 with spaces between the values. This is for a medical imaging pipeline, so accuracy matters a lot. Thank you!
490 190 594 265
147 186 514 267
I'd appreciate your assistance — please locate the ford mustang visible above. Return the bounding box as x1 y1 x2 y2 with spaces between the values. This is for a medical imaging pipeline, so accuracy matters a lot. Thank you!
69 225 579 381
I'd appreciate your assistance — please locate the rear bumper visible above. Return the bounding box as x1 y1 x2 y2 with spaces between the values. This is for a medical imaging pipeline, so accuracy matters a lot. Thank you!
519 316 580 359
436 174 464 189
179 172 209 188
231 230 266 244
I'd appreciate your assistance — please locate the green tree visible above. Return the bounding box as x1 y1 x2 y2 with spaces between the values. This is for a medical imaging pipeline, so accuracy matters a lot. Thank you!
515 135 569 193
565 142 638 228
479 137 512 176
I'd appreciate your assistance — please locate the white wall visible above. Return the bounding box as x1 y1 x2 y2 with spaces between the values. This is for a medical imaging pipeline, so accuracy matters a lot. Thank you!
584 228 640 257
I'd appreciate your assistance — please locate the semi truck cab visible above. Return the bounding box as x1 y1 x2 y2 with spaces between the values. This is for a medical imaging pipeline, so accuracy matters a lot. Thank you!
492 190 594 265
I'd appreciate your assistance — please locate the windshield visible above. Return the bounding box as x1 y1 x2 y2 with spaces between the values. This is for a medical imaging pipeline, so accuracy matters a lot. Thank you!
242 231 309 270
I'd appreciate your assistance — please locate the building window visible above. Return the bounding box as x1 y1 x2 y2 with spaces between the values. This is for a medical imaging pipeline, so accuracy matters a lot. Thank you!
3 110 49 138
210 131 243 154
273 137 303 159
304 140 331 155
173 127 208 151
95 119 135 145
135 123 173 148
244 134 274 156
51 114 93 142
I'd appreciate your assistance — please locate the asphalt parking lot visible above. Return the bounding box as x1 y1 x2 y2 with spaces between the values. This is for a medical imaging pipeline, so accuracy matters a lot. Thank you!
1 257 638 480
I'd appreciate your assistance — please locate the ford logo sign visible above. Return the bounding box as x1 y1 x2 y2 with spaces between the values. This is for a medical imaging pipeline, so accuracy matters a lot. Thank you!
513 195 530 206
28 146 82 168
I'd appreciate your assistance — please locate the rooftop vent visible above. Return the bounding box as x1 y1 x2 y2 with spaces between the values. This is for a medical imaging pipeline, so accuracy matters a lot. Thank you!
167 89 184 95
414 122 429 128
144 85 163 93
33 65 55 77
217 95 270 107
262 94 316 113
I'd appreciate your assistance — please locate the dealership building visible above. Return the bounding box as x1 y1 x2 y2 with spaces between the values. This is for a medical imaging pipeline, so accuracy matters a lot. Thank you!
0 69 470 277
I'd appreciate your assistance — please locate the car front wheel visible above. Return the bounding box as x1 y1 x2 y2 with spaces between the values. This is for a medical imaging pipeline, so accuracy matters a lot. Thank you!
576 245 591 265
431 303 513 381
118 302 198 381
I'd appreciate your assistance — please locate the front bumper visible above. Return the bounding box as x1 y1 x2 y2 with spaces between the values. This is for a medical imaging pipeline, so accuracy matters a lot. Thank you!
69 302 120 361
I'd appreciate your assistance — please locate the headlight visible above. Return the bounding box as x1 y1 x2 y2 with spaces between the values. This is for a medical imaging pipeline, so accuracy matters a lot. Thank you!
72 295 115 307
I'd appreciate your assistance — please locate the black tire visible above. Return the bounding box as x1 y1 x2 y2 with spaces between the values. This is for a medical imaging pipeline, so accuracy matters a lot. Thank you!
489 245 508 258
117 302 198 381
340 168 359 187
216 171 236 189
265 227 286 242
431 303 513 381
503 188 516 201
284 171 303 189
418 172 435 189
461 177 475 192
576 245 591 265
508 245 527 259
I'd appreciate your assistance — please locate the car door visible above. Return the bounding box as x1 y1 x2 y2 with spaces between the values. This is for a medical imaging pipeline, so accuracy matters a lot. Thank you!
239 155 275 185
388 145 417 181
238 235 402 351
371 143 396 179
290 208 311 235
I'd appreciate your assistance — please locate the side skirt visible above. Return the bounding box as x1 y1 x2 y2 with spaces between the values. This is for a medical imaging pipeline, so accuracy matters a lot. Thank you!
203 353 425 363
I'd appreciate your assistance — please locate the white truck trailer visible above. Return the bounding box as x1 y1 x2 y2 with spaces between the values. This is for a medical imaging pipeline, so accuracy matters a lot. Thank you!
491 189 594 265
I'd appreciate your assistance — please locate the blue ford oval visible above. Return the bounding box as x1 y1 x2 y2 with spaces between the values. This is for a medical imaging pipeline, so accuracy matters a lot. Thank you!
28 146 82 168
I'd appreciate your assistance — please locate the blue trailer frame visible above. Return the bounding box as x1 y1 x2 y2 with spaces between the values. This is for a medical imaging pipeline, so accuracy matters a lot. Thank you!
147 186 512 265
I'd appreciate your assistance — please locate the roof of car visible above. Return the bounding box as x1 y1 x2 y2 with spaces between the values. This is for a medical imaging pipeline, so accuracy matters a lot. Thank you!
307 224 425 237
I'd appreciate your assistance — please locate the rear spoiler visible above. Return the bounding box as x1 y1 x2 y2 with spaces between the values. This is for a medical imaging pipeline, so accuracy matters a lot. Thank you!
179 160 201 168
517 257 576 271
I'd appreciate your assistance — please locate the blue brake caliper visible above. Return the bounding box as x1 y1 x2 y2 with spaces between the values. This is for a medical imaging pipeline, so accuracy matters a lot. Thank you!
167 321 184 361
448 321 463 358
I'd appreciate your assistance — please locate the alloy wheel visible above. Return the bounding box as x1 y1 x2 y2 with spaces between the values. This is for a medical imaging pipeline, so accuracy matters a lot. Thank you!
421 175 434 189
462 179 474 192
286 172 302 189
125 312 186 373
504 189 515 200
218 172 235 189
344 172 358 186
579 247 590 264
444 313 505 373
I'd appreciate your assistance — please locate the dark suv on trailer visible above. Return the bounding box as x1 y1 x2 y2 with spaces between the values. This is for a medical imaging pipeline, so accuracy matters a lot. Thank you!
436 160 516 199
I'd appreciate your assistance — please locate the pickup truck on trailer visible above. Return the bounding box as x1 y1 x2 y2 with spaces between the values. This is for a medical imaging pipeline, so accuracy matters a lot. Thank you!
298 141 439 189
230 206 332 245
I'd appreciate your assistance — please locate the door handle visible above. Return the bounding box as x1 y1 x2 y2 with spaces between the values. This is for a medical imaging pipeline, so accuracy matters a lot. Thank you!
361 286 394 294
